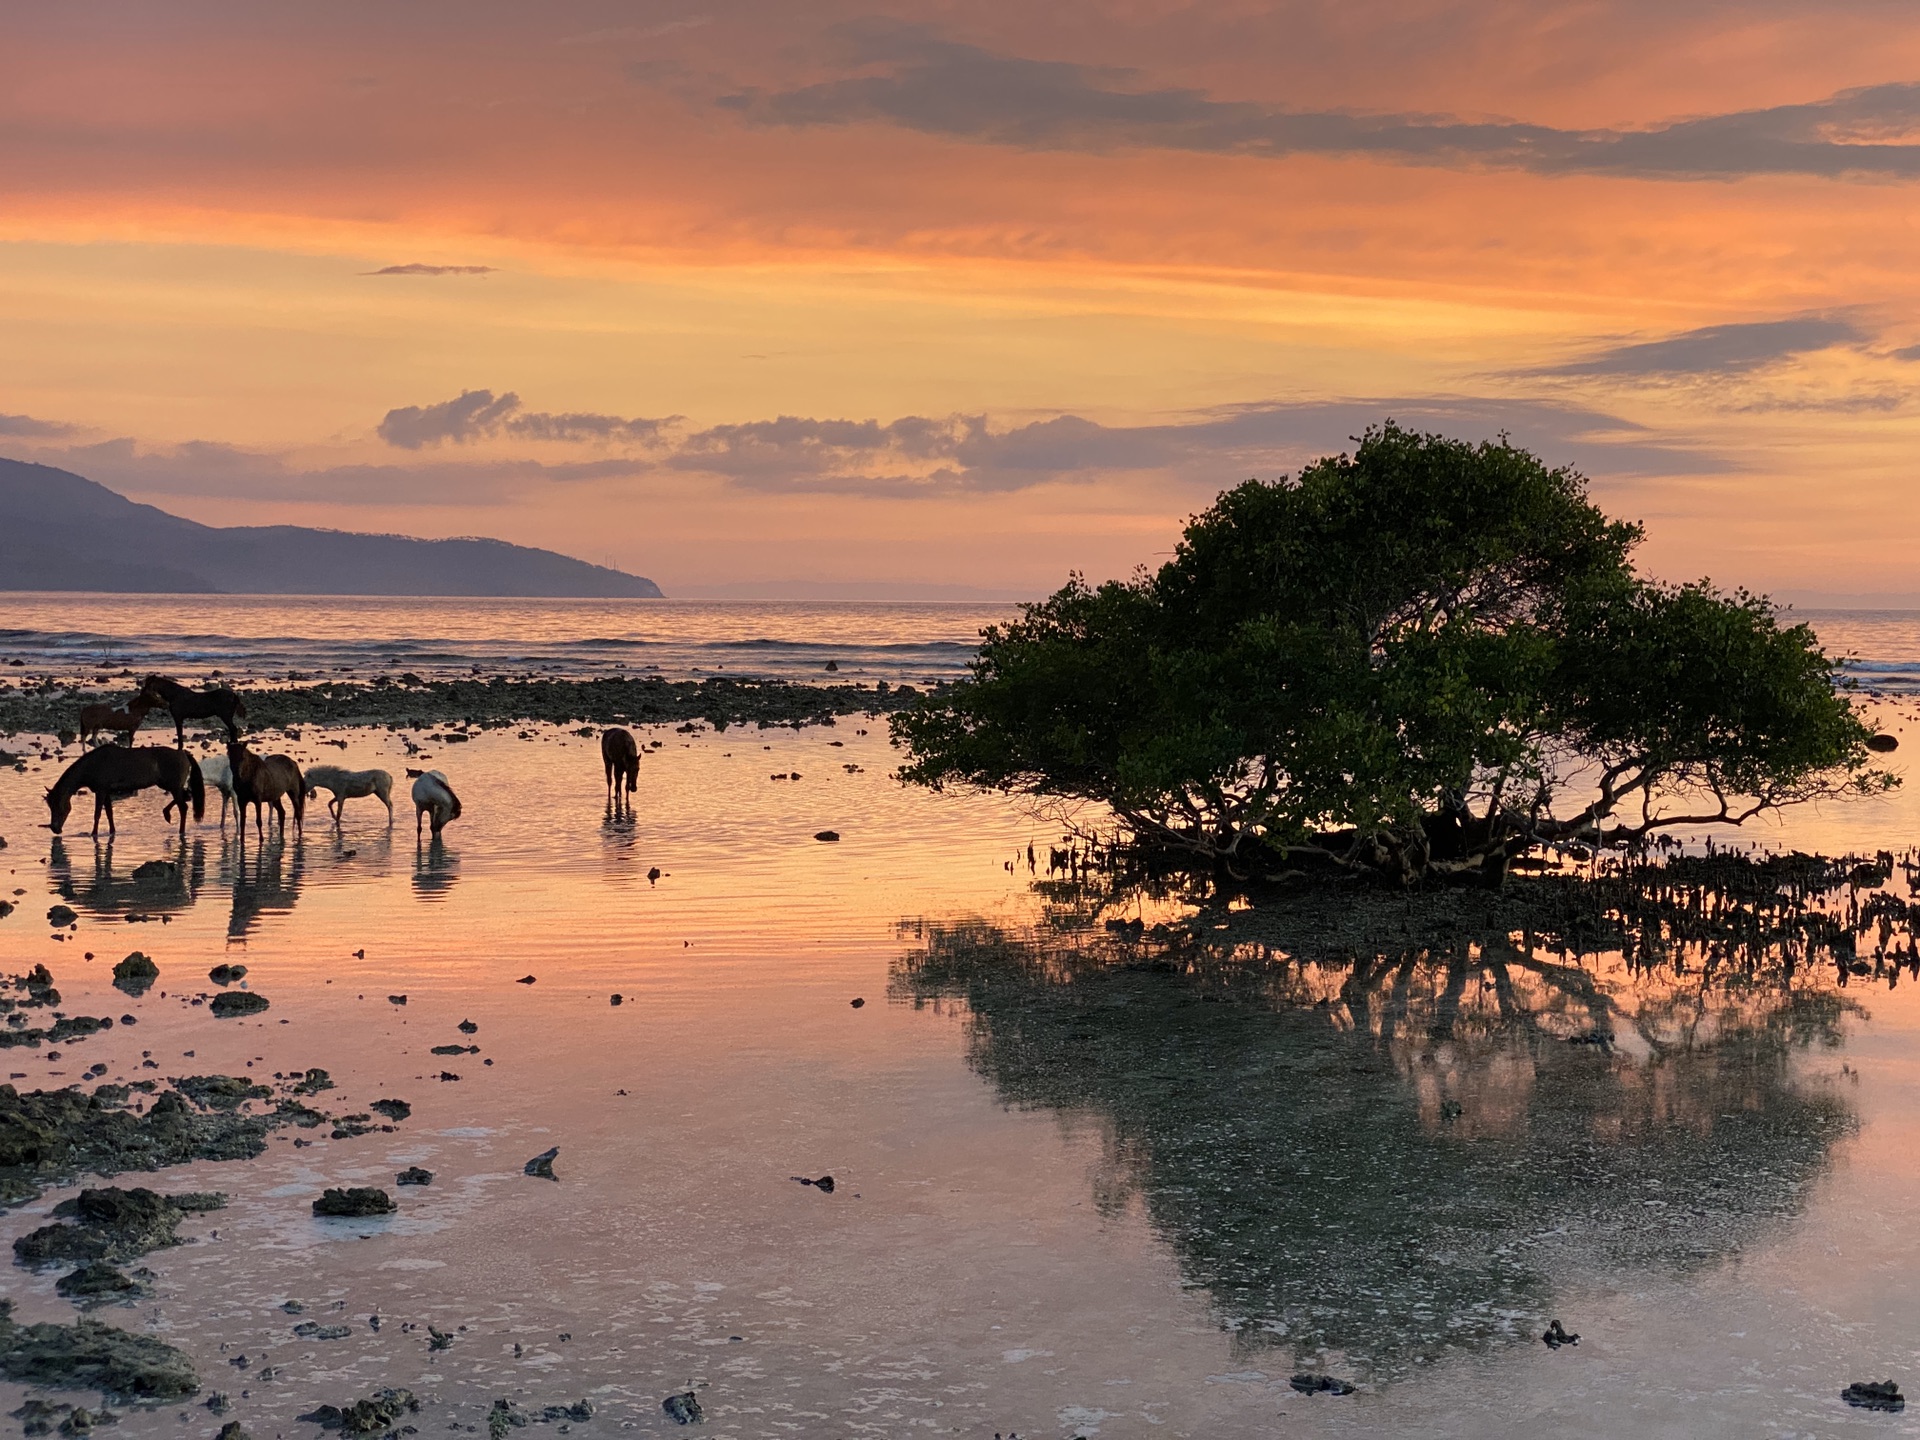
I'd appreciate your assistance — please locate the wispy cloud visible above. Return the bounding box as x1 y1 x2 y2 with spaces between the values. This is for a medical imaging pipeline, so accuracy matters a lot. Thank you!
365 263 497 276
719 23 1920 181
379 390 1720 494
1529 318 1866 378
378 390 677 448
0 412 78 438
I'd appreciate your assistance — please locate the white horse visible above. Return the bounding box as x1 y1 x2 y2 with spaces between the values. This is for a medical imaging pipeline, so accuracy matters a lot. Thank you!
408 768 462 837
166 751 235 828
305 764 394 824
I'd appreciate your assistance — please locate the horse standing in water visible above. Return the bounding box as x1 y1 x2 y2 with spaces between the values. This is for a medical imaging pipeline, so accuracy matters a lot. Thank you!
304 764 394 824
141 674 248 745
44 747 204 837
78 694 154 747
408 769 461 837
163 752 236 829
227 740 305 840
601 728 639 802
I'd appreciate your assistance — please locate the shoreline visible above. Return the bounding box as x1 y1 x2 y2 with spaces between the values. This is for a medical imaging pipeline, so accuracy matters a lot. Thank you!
0 675 922 740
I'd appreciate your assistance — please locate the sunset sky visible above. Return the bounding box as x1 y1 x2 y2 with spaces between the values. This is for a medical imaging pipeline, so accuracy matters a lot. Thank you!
4 1 1920 599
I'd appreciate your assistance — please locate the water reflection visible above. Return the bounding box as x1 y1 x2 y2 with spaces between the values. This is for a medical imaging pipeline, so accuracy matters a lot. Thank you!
893 902 1861 1378
47 835 199 920
225 835 305 938
411 836 460 901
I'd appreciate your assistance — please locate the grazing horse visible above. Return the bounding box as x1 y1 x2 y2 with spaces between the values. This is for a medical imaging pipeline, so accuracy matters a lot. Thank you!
304 764 394 824
44 746 204 837
141 674 248 745
227 740 305 840
78 695 154 747
601 727 639 798
407 768 461 837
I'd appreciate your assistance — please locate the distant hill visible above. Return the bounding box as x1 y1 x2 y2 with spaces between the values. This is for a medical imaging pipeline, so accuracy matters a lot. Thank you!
0 458 663 597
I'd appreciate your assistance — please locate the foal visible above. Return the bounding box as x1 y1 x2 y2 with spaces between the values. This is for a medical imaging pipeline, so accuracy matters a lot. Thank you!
601 727 639 799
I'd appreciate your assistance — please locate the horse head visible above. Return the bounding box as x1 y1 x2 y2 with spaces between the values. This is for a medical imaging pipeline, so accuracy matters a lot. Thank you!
44 787 71 833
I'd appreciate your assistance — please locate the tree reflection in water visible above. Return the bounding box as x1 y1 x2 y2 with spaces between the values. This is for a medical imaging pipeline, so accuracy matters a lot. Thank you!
891 854 1905 1377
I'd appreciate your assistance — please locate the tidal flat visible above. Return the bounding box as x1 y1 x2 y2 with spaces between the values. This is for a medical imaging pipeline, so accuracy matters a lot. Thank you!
3 708 1920 1437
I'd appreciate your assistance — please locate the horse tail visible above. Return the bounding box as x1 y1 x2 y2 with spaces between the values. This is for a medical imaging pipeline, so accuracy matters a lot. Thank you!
189 755 206 821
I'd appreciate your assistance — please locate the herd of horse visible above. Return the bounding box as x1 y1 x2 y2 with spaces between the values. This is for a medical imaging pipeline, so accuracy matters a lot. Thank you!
39 673 646 843
42 673 462 841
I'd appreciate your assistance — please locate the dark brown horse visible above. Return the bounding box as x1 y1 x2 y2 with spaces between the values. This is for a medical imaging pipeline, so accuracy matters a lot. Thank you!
601 727 639 798
78 694 154 747
142 674 247 745
227 740 305 840
44 746 204 837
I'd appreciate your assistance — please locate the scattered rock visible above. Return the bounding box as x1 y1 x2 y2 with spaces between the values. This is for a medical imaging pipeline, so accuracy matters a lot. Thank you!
206 966 246 987
524 1147 558 1180
216 1424 251 1440
1542 1319 1579 1349
387 995 406 1005
849 998 864 1009
208 993 269 1018
427 1326 453 1352
487 1400 529 1440
457 1020 478 1034
1844 1380 1905 1412
287 1068 334 1095
540 1403 593 1423
789 1175 834 1194
12 1399 118 1437
129 861 176 883
813 831 839 842
175 1076 272 1111
1867 734 1901 753
311 1188 395 1218
610 994 622 1006
515 976 536 985
368 1099 410 1121
47 907 78 929
430 1045 478 1056
299 1388 418 1434
109 955 156 997
660 1393 702 1425
0 1298 198 1400
1289 1374 1355 1396
395 1167 433 1186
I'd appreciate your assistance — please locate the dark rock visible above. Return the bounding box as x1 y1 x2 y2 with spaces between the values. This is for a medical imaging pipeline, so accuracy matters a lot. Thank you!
311 1188 395 1218
300 1389 417 1435
54 1262 143 1304
0 1298 199 1400
660 1393 702 1425
1868 734 1900 753
287 1068 334 1095
430 1045 477 1056
206 966 246 987
368 1099 410 1121
457 1020 478 1034
524 1147 558 1180
1542 1319 1579 1349
849 998 864 1008
395 1167 433 1186
1288 1374 1355 1396
208 993 269 1018
387 995 406 1005
813 831 839 842
216 1424 251 1440
109 955 156 997
610 994 622 1006
175 1076 271 1111
15 1187 226 1266
789 1174 835 1194
515 976 536 985
290 1323 351 1341
487 1400 529 1440
129 861 176 883
540 1403 593 1423
1844 1380 1905 1412
47 907 78 929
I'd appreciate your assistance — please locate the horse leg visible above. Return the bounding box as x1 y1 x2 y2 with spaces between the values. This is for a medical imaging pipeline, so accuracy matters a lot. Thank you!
175 787 188 835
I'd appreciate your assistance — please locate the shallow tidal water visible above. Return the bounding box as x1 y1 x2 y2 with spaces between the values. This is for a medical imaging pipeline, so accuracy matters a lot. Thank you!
5 706 1920 1437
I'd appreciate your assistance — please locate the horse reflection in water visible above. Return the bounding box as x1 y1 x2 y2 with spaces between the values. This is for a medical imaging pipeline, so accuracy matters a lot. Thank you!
224 833 306 939
893 858 1886 1379
412 834 460 902
45 836 202 922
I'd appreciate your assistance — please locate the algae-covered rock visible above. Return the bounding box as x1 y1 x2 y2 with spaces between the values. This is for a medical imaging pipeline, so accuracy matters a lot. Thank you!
0 1299 198 1400
109 955 157 997
208 993 268 1019
661 1392 702 1425
174 1076 272 1112
395 1167 432 1186
311 1188 395 1218
368 1099 410 1122
486 1400 529 1440
300 1389 418 1434
14 1187 227 1266
55 1261 145 1305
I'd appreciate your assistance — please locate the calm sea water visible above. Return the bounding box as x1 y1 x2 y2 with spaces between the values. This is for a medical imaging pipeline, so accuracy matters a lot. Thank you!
0 596 1913 692
3 601 1920 1437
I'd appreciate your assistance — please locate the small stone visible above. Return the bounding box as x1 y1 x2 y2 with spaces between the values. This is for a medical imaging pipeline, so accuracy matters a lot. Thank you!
813 831 839 842
311 1187 395 1218
849 998 864 1008
660 1393 702 1425
395 1167 433 1186
523 1147 558 1180
1289 1374 1355 1396
1843 1380 1905 1412
515 975 536 985
209 992 269 1018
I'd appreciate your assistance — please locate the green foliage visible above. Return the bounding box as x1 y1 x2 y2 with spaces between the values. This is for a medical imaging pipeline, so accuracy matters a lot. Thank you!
894 423 1888 876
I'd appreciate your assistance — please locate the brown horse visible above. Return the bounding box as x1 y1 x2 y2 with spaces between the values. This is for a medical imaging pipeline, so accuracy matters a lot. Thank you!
78 695 155 747
142 674 248 745
601 727 639 798
227 740 305 840
44 746 204 837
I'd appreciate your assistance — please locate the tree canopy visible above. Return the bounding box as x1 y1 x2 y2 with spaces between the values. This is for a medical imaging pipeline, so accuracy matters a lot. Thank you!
893 423 1892 882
